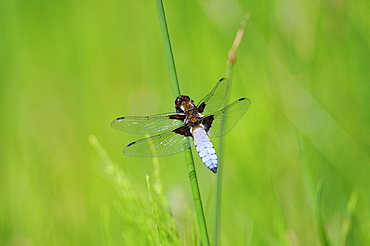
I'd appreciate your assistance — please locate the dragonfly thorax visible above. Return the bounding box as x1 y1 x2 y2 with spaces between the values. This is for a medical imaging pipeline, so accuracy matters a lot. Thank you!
175 95 205 127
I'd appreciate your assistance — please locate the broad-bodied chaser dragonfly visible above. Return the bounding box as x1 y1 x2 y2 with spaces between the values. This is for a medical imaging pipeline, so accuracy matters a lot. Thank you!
111 78 251 173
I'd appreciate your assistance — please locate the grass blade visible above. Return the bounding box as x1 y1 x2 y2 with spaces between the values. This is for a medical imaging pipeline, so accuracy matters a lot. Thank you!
155 0 180 96
342 190 360 246
155 0 210 244
315 178 331 246
146 175 163 245
214 14 249 246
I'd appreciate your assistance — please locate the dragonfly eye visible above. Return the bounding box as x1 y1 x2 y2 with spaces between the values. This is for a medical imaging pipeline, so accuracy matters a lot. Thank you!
175 95 191 106
175 95 191 113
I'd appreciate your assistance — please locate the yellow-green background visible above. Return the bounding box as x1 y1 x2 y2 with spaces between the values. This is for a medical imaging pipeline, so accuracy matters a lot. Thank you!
1 0 369 245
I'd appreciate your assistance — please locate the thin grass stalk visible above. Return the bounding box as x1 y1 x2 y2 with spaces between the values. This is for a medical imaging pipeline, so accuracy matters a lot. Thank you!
214 14 249 246
146 175 163 245
343 190 359 245
155 0 180 96
184 146 211 245
297 133 331 245
154 0 210 245
101 205 113 246
315 179 331 246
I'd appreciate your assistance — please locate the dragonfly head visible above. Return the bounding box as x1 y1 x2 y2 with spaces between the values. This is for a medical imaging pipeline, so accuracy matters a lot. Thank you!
175 95 194 113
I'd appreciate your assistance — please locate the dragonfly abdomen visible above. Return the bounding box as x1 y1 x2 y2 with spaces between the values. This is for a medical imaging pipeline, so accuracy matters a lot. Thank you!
191 126 218 173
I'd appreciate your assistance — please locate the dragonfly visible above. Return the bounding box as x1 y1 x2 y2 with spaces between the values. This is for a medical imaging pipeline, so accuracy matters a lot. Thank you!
111 78 251 173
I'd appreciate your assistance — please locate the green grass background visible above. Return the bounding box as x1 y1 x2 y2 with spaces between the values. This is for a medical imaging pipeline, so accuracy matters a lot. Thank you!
1 0 369 245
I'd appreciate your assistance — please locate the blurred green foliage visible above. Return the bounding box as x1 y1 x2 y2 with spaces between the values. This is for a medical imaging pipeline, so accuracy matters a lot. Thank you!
1 0 369 245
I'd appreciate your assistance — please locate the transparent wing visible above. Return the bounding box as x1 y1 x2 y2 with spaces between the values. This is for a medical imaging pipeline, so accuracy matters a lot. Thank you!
124 131 193 157
197 78 229 115
206 98 251 138
111 112 185 135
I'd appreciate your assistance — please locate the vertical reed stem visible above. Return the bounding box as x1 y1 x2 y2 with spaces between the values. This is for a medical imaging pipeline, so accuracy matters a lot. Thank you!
214 14 249 246
155 0 210 245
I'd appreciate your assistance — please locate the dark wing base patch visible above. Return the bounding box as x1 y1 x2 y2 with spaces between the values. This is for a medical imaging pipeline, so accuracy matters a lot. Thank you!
202 115 214 132
173 125 192 137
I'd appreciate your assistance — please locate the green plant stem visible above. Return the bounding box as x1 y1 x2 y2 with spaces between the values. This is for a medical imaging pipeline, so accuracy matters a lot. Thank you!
155 0 180 96
213 67 232 246
214 14 249 246
185 145 210 245
155 0 210 245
